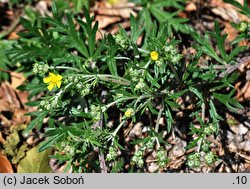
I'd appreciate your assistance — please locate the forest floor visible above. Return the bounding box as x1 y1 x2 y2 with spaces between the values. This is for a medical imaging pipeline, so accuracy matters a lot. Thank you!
0 0 250 173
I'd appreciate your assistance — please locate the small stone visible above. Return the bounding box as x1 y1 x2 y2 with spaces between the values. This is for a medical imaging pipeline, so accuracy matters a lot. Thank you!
228 142 238 151
238 124 248 135
185 2 197 12
227 131 235 141
148 162 158 173
239 140 250 152
129 122 143 138
171 140 186 158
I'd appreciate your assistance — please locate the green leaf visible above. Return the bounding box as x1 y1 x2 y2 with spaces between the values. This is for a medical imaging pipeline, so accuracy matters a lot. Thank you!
185 137 201 150
66 14 89 58
165 107 173 132
17 144 52 173
107 49 118 76
189 86 204 102
51 1 58 15
142 9 153 33
20 17 33 31
153 0 185 10
192 32 224 64
25 111 47 132
25 101 40 107
146 72 160 88
38 134 64 152
209 100 223 121
213 91 243 112
130 137 151 145
213 20 227 60
228 46 247 61
150 6 170 22
130 14 144 43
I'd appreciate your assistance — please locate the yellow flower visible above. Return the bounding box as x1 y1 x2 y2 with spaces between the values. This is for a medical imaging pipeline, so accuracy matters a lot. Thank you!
150 51 159 61
125 108 134 118
43 72 62 91
108 0 119 5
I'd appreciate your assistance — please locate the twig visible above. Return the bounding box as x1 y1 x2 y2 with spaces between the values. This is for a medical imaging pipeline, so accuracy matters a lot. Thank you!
0 14 21 39
0 68 23 79
96 91 108 173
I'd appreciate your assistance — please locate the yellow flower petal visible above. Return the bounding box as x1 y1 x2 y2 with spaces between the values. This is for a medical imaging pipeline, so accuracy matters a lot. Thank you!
125 108 134 117
47 83 54 91
150 51 159 61
43 72 63 91
56 81 62 88
43 77 51 83
56 74 62 81
49 72 55 77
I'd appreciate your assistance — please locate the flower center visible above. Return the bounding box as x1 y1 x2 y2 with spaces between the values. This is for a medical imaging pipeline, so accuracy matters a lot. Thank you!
51 76 58 84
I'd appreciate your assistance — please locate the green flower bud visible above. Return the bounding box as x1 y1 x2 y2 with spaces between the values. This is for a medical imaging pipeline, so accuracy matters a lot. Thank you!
209 123 217 133
106 146 118 161
201 141 211 152
114 33 129 49
90 105 101 121
33 62 50 75
204 152 216 165
238 21 248 32
187 159 195 168
171 54 182 63
60 141 66 148
194 159 200 167
137 159 144 167
135 79 145 90
64 145 71 152
134 150 143 157
156 149 168 167
69 147 75 156
187 152 201 168
155 59 164 67
204 127 212 135
164 45 175 52
145 140 154 150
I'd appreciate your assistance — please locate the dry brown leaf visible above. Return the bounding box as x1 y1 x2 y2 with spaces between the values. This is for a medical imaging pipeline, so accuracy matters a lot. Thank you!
0 82 20 107
109 20 130 34
94 1 136 19
235 57 250 101
185 2 197 12
0 152 13 173
223 22 238 42
211 7 230 20
95 15 121 29
236 81 250 100
8 32 19 39
211 0 250 22
10 72 26 89
0 81 31 128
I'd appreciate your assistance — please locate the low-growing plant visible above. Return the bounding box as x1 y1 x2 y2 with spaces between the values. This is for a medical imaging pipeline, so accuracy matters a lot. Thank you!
0 40 15 82
130 0 190 35
8 1 248 172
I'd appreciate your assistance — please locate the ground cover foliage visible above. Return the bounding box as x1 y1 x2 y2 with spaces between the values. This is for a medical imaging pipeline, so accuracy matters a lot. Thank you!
0 0 250 173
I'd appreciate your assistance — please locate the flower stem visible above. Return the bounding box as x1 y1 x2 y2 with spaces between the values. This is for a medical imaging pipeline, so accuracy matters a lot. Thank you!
115 56 131 61
54 66 81 72
197 102 206 153
155 99 164 133
138 48 149 54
